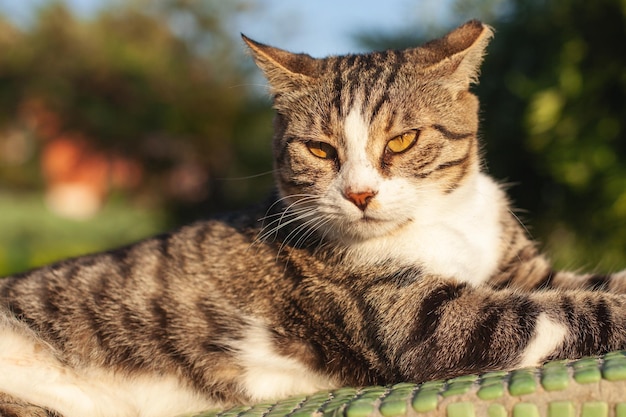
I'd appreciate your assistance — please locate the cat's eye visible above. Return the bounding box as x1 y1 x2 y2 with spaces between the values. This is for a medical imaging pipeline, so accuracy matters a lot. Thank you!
386 131 419 154
306 141 337 160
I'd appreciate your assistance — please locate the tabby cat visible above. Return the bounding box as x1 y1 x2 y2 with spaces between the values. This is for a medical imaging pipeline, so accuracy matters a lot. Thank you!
0 20 625 417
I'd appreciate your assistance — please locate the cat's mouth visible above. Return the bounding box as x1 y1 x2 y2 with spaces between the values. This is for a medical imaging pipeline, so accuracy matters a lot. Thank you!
336 213 413 241
359 214 383 223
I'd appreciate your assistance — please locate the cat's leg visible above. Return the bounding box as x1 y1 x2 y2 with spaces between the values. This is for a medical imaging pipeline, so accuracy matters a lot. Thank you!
370 276 626 382
546 269 626 292
492 215 626 292
0 319 103 417
489 244 626 292
0 392 62 417
0 313 218 417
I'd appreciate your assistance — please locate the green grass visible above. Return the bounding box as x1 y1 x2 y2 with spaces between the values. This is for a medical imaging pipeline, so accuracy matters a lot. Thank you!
0 192 168 277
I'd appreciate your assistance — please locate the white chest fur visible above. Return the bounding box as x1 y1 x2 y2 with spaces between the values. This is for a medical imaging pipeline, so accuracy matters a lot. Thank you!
345 173 504 285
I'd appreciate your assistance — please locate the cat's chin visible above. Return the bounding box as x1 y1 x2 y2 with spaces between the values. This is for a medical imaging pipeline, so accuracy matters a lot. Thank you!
329 216 412 243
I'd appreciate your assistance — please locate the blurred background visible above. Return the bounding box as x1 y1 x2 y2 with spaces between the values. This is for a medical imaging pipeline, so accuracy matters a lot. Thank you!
0 0 624 276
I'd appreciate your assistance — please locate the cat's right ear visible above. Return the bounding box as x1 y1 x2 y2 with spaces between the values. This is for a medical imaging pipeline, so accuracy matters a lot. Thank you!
242 35 320 93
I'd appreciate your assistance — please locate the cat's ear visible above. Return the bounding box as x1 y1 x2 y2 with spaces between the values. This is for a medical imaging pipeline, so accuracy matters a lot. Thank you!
242 35 320 93
411 20 494 93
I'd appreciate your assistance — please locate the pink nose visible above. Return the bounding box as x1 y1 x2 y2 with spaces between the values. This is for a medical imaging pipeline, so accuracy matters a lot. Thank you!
344 189 377 211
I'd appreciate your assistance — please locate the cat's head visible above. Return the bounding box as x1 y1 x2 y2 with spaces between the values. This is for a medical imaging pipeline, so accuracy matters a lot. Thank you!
245 21 493 244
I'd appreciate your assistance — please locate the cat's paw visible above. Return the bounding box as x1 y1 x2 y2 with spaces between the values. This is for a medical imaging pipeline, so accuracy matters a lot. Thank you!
0 393 62 417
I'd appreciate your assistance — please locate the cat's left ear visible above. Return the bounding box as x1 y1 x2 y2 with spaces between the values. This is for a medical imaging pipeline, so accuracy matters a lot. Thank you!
242 35 320 94
412 20 494 93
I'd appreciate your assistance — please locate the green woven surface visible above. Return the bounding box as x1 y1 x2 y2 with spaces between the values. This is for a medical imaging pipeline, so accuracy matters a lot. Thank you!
196 351 626 417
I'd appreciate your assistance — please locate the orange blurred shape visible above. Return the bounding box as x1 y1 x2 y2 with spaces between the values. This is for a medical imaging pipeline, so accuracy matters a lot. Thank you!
41 134 143 219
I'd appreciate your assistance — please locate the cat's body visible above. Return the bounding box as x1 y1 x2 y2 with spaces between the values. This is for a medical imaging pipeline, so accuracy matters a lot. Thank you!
1 20 626 417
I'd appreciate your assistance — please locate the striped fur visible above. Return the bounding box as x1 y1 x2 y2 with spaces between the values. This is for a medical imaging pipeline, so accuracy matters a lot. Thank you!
0 20 625 417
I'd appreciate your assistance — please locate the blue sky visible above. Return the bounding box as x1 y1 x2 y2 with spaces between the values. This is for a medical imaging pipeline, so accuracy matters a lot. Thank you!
233 0 457 56
0 0 458 56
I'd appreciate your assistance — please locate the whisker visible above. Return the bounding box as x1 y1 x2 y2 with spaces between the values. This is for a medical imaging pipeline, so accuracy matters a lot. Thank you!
312 217 336 253
227 82 270 90
257 210 318 243
509 209 533 239
262 196 316 222
249 193 339 261
216 170 276 181
258 202 318 222
260 194 319 222
277 213 332 261
256 200 320 243
293 215 334 250
281 215 322 251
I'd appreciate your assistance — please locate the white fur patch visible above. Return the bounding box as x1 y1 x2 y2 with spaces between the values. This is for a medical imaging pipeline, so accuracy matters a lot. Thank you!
518 313 568 367
237 321 337 401
341 107 380 197
343 105 369 146
343 172 504 285
0 322 213 417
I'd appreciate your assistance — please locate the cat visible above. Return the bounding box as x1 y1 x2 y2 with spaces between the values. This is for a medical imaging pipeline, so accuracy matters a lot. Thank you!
0 19 625 417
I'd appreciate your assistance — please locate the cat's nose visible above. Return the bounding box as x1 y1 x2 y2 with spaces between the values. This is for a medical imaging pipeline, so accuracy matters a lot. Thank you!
344 189 377 211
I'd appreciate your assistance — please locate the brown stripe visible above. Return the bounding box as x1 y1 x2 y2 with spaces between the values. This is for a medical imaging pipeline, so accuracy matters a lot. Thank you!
369 52 403 121
410 282 468 345
384 109 397 133
332 59 343 114
455 302 504 369
594 299 612 347
587 275 612 291
417 152 470 179
433 124 474 141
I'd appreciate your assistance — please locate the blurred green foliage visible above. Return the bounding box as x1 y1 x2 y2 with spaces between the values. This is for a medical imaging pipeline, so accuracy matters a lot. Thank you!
0 192 166 275
0 0 275 275
477 0 626 270
357 0 626 271
0 0 624 276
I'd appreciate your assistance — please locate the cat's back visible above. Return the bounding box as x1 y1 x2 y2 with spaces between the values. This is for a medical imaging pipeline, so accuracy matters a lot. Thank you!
1 207 266 290
0 206 287 356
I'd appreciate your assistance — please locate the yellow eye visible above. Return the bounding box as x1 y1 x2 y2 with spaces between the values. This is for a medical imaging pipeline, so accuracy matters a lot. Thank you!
306 141 337 160
386 131 418 154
